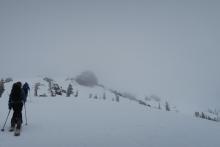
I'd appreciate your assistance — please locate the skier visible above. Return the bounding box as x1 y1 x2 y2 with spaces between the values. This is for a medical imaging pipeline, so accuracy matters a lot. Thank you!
8 82 26 136
23 82 30 100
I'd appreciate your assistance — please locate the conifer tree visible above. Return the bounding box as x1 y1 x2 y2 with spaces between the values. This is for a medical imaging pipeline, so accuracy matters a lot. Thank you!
66 84 73 97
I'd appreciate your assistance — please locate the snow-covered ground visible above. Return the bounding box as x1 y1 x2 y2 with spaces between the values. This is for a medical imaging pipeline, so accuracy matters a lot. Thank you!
1 78 220 147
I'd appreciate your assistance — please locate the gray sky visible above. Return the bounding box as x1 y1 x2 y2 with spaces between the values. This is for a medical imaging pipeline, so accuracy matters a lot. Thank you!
0 0 220 109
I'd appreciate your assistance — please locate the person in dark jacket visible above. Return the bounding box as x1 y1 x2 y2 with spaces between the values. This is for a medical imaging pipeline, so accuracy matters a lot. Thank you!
8 82 26 132
23 82 30 101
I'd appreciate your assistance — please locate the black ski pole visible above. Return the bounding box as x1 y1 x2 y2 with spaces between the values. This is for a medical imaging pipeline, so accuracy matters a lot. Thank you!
24 102 28 125
1 110 11 132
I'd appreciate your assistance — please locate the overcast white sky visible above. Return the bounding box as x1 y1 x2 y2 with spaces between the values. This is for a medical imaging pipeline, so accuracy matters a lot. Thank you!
0 0 220 109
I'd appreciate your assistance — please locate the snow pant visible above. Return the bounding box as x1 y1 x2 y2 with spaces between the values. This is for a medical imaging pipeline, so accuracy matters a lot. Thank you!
11 102 23 129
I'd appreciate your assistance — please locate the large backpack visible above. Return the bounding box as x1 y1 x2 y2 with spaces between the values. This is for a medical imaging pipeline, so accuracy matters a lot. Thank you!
10 82 23 102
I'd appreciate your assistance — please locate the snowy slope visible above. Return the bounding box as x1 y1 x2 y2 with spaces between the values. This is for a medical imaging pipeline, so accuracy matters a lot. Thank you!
1 78 220 147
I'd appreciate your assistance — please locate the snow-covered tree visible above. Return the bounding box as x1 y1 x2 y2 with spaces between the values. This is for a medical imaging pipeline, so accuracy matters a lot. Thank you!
52 83 62 96
103 93 106 100
74 90 78 97
34 82 41 96
43 77 54 96
94 94 98 99
115 94 120 102
66 84 73 97
165 101 170 111
158 103 161 110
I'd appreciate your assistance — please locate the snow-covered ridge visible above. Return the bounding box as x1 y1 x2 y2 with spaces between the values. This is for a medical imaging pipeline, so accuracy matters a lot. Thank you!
0 77 220 147
1 76 219 122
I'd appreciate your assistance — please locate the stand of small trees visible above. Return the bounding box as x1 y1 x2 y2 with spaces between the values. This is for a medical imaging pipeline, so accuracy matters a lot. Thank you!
194 111 219 122
208 109 219 116
51 83 62 96
4 77 13 83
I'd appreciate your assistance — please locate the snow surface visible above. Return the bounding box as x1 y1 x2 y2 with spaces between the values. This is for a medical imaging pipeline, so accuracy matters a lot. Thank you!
1 79 220 147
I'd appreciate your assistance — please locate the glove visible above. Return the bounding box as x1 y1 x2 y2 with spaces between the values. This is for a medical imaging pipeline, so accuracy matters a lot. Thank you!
8 103 12 110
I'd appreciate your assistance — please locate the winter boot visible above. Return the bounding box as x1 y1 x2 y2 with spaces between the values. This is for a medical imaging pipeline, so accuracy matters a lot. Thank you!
14 128 20 136
9 126 15 132
9 123 15 132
